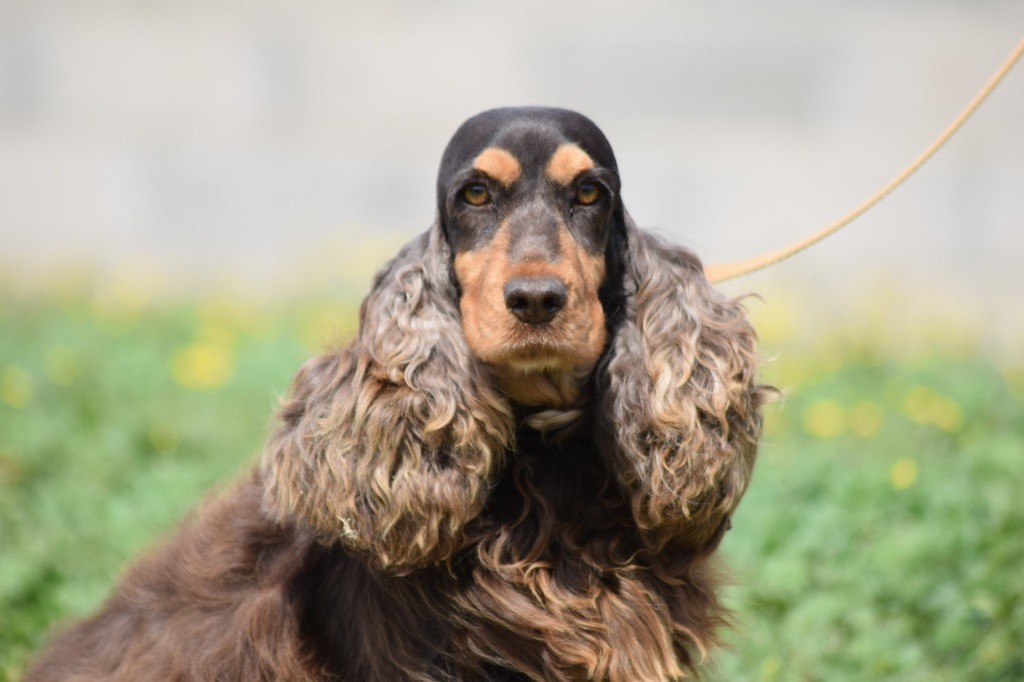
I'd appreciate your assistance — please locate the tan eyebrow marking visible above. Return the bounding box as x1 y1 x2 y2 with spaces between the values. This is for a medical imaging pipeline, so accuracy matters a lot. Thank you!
545 143 594 185
473 147 522 188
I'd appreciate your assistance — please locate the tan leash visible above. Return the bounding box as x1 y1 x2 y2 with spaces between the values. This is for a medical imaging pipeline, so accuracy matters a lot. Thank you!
704 37 1024 284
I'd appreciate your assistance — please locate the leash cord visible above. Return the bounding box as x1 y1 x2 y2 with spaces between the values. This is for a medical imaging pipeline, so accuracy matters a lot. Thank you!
704 37 1024 284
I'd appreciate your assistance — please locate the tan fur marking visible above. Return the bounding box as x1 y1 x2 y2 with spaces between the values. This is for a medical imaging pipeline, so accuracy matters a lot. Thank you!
545 143 595 185
473 147 522 188
455 221 607 409
455 224 514 362
493 366 582 409
557 226 607 367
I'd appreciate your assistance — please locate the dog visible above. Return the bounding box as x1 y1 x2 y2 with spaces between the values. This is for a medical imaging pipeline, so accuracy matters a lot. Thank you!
27 107 769 681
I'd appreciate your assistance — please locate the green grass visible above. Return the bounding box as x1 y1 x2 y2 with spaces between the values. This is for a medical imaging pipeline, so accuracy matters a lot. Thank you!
1 292 1022 681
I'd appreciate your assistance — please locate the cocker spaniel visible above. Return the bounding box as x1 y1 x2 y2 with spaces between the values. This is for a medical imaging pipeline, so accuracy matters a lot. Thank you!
28 107 769 681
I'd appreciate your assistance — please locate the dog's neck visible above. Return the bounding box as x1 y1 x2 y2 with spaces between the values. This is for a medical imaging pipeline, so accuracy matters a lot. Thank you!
490 364 592 436
491 364 589 409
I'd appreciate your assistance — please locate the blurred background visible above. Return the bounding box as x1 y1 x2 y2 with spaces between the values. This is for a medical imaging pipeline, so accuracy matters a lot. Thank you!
1 1 1022 680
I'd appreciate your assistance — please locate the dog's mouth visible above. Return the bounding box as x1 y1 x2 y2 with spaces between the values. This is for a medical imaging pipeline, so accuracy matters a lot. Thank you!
461 317 591 370
481 298 607 373
494 337 577 372
488 337 594 408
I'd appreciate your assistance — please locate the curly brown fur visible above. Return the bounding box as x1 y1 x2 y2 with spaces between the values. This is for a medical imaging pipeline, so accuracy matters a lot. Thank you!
263 227 514 573
597 219 770 553
27 107 769 682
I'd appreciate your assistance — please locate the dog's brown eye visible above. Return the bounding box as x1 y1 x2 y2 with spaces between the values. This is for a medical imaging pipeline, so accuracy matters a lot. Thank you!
462 183 491 206
575 182 601 206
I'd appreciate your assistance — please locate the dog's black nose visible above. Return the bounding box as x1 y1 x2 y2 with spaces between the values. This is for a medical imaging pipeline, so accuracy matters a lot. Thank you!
504 278 568 325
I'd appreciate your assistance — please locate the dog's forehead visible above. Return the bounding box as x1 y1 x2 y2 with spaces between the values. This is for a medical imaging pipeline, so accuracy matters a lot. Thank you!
437 107 618 189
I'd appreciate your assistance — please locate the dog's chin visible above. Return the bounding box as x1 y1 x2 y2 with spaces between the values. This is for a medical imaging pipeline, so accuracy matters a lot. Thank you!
498 345 574 373
462 312 607 394
476 335 601 410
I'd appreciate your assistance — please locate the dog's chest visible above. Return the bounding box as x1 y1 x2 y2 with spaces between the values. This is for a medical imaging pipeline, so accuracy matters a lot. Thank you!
441 434 689 679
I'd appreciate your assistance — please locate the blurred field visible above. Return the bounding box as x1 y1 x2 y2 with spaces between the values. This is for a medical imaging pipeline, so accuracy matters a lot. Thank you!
1 285 1022 681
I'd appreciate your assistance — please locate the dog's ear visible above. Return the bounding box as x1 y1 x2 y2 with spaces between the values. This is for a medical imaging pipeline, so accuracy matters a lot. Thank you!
262 226 513 573
597 215 771 553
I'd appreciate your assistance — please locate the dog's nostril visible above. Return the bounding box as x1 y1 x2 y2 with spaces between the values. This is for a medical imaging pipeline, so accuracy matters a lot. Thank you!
508 295 529 312
503 278 568 326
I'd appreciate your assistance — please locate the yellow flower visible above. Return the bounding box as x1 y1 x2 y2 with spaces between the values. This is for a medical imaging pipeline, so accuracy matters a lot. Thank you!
848 401 884 438
902 389 930 423
890 458 919 490
45 346 80 386
1 367 34 408
803 399 846 439
171 342 234 390
902 386 963 432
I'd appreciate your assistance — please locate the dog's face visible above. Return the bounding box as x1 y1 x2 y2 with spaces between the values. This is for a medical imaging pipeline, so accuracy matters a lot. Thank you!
437 108 622 395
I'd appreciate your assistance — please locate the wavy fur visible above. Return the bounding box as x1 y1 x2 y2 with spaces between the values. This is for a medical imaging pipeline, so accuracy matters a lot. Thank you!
262 227 514 572
599 217 770 552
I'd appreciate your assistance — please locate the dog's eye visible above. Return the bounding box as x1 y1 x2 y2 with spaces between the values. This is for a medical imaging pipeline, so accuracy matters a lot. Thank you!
575 182 601 206
462 183 491 206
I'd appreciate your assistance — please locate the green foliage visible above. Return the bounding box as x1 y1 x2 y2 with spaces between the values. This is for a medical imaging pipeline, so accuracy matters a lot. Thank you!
712 327 1024 681
1 295 1021 681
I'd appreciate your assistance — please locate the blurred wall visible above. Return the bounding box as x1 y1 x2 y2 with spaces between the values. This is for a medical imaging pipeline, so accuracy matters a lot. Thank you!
1 1 1022 310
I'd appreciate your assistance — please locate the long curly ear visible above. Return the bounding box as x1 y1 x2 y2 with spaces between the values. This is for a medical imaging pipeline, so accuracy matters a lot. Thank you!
597 215 771 552
262 226 513 573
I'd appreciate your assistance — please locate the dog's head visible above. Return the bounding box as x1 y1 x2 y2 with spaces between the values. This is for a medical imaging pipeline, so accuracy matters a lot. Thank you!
264 107 767 572
435 107 623 405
